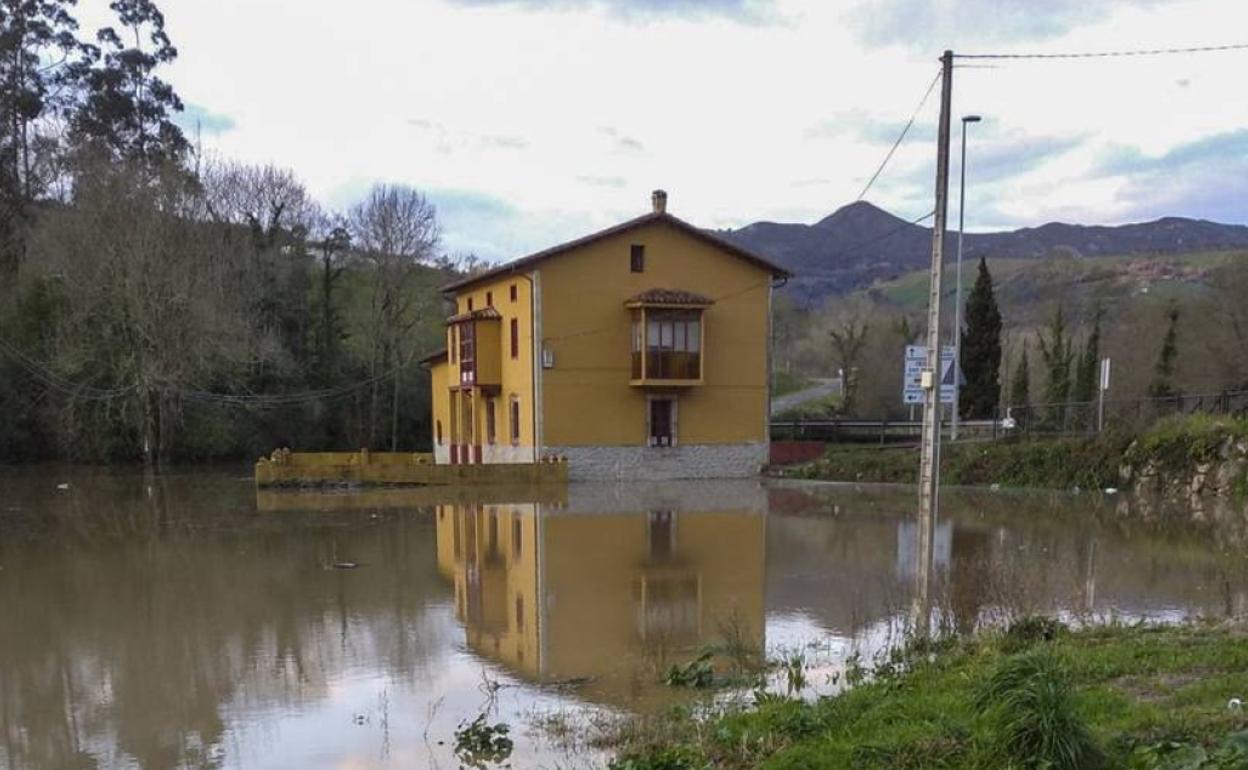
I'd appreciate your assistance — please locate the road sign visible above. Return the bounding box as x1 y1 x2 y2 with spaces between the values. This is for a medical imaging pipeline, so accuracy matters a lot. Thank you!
903 345 959 405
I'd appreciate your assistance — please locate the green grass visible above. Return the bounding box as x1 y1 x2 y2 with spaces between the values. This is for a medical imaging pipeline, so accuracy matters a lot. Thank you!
778 434 1130 490
778 415 1248 492
1125 414 1248 475
772 393 843 421
772 371 816 398
867 250 1244 321
608 621 1248 770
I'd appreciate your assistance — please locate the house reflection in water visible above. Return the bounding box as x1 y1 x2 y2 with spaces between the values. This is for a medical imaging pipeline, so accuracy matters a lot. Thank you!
434 482 767 706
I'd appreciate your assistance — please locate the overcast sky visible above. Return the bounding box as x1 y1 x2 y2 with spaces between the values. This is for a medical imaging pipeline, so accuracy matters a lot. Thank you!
79 0 1248 260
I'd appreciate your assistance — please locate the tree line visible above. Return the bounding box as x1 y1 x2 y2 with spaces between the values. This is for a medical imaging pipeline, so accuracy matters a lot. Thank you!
0 0 470 465
775 251 1248 423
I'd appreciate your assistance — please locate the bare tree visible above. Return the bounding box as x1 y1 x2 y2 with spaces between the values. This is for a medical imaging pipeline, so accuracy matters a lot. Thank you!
349 184 440 449
824 297 874 414
26 152 258 465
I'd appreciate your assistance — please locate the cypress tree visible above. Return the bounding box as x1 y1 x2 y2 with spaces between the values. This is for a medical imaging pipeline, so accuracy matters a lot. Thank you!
1073 308 1102 403
1009 343 1030 423
959 257 1003 419
1038 306 1074 406
1147 307 1180 398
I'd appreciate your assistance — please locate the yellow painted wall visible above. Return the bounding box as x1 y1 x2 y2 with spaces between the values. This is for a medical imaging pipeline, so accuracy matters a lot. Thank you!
443 278 537 453
433 503 766 709
539 510 764 707
430 360 450 451
435 504 540 677
537 220 772 447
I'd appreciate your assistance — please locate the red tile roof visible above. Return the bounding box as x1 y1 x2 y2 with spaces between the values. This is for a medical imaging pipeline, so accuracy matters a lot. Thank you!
624 288 715 306
445 306 503 324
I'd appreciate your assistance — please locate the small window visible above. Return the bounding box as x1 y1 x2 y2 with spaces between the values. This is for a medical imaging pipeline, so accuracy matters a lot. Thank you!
630 244 645 273
510 397 521 445
515 595 525 630
486 399 496 445
509 284 517 302
486 291 493 307
436 419 443 445
467 297 474 311
510 318 519 359
512 517 522 557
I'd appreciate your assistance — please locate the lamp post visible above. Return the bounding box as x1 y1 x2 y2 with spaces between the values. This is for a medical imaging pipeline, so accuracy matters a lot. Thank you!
951 114 981 441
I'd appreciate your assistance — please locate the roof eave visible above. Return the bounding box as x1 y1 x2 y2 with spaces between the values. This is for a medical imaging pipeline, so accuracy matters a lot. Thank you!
438 211 790 293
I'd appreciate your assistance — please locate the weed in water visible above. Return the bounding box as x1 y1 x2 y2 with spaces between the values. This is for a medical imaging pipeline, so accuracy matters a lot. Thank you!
453 713 514 768
665 650 715 689
975 650 1104 770
714 611 765 675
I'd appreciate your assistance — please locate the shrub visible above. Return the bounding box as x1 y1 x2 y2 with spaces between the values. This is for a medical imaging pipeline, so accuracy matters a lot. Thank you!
609 746 708 770
1001 616 1069 654
975 651 1104 770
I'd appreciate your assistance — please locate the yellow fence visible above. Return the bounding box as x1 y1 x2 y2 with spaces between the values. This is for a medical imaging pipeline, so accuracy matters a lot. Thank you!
254 448 568 488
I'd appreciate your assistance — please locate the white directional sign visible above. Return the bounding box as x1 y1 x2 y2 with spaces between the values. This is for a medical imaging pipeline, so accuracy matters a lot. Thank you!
903 345 959 405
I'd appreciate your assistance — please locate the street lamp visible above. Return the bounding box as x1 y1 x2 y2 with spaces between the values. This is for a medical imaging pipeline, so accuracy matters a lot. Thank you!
951 114 981 442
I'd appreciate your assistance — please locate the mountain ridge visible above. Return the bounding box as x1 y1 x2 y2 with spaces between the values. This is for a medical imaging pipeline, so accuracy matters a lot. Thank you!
717 201 1248 305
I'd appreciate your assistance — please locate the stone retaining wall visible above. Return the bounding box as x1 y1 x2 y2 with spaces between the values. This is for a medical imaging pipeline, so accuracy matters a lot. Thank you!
543 442 768 481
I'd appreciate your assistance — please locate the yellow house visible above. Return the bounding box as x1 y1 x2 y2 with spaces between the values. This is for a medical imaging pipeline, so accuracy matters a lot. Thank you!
433 482 767 709
424 190 789 480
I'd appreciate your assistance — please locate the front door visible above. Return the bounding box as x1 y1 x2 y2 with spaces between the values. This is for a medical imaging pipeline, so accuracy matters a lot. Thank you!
649 398 674 447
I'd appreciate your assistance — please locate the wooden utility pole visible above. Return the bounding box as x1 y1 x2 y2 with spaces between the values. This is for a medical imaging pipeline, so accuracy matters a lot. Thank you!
915 50 955 630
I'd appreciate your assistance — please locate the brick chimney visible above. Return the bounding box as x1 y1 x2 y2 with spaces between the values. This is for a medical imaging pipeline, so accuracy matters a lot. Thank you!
651 189 668 214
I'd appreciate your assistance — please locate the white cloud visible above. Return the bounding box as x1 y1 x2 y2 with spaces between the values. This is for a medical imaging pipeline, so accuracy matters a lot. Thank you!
78 0 1248 257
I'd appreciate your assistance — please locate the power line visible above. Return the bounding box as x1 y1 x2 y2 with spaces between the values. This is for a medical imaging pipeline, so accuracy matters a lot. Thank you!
0 338 136 401
957 42 1248 60
856 69 942 202
0 336 420 409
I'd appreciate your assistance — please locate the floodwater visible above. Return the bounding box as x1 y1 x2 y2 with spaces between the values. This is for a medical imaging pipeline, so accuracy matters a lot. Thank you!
1 468 1246 770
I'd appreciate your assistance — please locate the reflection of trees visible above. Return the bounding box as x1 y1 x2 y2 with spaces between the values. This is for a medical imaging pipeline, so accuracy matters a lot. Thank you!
0 472 450 770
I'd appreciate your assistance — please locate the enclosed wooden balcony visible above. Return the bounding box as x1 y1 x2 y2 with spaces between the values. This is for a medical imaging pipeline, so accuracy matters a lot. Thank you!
448 307 502 389
626 289 711 387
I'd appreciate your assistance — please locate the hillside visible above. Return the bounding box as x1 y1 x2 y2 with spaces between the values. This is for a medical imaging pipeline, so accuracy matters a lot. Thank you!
866 250 1239 326
718 201 1248 305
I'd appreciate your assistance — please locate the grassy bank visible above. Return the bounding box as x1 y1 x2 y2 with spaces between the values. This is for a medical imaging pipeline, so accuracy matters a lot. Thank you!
776 415 1248 493
608 621 1248 770
775 435 1131 490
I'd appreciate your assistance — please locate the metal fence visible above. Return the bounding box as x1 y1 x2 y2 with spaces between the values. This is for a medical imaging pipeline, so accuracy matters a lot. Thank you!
770 389 1248 445
769 418 998 445
1004 389 1248 439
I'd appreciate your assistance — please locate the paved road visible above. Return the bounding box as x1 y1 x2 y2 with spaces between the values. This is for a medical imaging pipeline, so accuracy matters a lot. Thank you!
770 377 842 417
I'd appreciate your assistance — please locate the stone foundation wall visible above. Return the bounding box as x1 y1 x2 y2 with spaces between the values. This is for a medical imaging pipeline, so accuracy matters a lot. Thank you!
544 443 768 481
481 444 538 464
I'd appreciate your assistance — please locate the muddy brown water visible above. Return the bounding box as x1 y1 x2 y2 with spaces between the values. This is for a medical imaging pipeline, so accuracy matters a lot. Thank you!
1 467 1245 769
